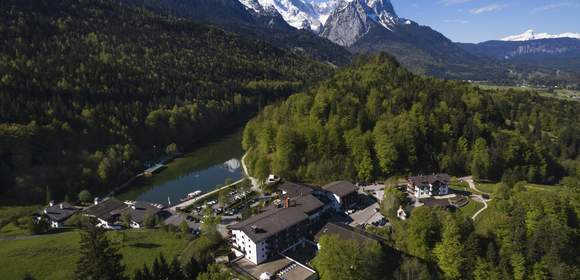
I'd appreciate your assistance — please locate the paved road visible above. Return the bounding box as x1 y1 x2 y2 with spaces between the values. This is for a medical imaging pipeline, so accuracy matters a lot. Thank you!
459 176 489 195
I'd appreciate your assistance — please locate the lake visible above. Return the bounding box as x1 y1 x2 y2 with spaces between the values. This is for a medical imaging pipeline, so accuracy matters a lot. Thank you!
118 130 244 205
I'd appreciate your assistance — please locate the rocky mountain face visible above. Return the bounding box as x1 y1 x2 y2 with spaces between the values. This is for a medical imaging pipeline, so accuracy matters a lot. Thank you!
238 0 340 33
317 0 503 79
320 0 381 46
318 0 407 47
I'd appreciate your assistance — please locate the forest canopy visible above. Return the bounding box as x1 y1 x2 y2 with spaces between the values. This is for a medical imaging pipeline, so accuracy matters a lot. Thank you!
243 54 580 184
0 0 333 203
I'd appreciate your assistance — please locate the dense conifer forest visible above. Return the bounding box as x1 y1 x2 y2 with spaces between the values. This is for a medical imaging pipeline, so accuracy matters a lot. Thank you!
0 0 333 203
243 54 580 185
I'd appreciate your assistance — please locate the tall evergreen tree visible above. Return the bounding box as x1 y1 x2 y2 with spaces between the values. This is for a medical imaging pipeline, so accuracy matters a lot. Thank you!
183 257 202 280
75 219 127 280
434 216 465 279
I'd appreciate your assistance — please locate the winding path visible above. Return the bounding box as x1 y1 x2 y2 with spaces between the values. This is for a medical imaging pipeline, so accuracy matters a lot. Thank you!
240 152 261 192
459 176 491 220
470 196 488 220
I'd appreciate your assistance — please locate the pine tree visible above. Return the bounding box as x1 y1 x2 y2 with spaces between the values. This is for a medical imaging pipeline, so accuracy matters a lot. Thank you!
532 261 549 280
168 257 185 280
184 257 202 280
75 219 127 280
434 216 465 279
511 252 526 280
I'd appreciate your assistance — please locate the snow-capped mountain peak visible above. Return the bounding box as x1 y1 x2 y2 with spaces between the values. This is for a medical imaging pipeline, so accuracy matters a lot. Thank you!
237 0 401 33
319 0 404 47
238 0 340 33
367 0 400 30
502 29 580 41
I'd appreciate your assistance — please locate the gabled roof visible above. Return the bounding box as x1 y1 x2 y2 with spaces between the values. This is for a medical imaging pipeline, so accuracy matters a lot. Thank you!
408 174 450 185
292 194 324 214
322 181 357 198
113 201 162 224
84 198 126 221
278 181 313 198
231 207 308 242
314 222 382 244
38 202 80 222
229 194 324 242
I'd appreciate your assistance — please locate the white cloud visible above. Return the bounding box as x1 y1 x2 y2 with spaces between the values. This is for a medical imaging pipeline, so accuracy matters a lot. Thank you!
469 4 508 14
444 19 470 24
530 2 580 14
440 0 473 6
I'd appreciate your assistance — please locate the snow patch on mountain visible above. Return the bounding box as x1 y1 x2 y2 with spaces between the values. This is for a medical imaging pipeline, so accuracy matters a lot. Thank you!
367 0 401 30
238 0 403 33
502 29 580 41
238 0 339 32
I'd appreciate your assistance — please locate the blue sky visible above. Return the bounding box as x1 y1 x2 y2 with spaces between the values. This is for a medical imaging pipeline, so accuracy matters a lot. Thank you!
391 0 580 43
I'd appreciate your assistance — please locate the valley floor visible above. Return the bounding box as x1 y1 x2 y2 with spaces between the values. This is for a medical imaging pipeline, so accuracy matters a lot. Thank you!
475 83 580 101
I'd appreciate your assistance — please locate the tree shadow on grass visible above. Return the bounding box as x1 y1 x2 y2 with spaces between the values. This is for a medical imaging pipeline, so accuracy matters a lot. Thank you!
130 242 162 249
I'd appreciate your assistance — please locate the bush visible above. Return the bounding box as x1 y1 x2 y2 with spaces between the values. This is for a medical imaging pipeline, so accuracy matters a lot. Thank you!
78 190 92 204
15 216 29 229
26 217 49 235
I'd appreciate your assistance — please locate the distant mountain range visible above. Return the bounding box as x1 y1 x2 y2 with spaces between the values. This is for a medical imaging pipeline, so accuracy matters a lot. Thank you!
459 38 580 62
125 0 580 87
501 29 580 41
459 35 580 85
233 0 507 80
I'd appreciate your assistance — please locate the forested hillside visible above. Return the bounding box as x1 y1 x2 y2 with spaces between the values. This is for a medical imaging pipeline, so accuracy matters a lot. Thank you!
122 0 353 65
243 53 580 279
243 54 580 184
0 0 333 203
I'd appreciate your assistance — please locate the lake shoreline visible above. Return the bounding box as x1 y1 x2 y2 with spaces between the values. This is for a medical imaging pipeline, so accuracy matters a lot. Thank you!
116 129 245 205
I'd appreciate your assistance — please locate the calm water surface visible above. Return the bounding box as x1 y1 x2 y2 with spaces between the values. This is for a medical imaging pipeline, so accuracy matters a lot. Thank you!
119 130 244 205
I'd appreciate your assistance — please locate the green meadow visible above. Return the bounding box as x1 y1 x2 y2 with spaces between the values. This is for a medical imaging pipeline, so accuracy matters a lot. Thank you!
0 229 188 280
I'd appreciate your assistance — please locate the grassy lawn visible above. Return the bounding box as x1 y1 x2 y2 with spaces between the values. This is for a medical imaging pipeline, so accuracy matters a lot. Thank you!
476 183 498 194
458 199 484 219
0 229 189 280
525 184 565 192
448 184 471 194
0 222 29 237
0 205 42 237
476 182 564 194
